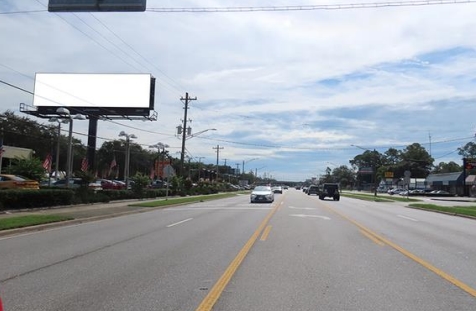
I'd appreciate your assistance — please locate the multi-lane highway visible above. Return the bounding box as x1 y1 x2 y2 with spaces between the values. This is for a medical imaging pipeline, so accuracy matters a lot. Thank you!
1 189 475 310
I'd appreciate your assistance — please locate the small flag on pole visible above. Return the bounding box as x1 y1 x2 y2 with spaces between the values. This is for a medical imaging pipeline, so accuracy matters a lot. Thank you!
109 157 117 175
81 157 88 172
43 153 52 173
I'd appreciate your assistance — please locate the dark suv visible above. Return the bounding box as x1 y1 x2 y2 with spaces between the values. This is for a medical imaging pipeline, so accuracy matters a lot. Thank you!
319 183 340 201
307 185 320 195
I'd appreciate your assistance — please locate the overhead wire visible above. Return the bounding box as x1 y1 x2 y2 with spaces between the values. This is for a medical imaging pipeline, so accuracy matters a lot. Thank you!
147 0 476 12
89 13 186 96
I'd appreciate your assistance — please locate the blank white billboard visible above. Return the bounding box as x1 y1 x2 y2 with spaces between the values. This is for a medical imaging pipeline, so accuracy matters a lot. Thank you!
33 73 153 109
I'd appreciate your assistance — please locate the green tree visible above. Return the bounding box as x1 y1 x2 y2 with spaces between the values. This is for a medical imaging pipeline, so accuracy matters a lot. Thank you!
398 143 433 178
131 173 151 199
458 142 476 159
6 157 45 181
331 165 356 188
432 161 462 173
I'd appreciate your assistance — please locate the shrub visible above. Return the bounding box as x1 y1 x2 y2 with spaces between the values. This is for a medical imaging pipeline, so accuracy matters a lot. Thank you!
0 189 74 210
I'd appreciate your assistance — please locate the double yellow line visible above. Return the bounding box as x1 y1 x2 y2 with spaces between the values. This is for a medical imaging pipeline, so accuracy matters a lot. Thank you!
195 197 283 311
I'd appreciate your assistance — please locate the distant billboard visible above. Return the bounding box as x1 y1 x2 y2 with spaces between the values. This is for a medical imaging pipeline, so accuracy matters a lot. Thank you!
33 73 155 117
48 0 147 12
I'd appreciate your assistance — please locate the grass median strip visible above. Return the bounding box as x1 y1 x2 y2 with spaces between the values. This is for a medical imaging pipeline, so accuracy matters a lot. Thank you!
0 215 74 231
341 192 421 202
130 193 247 208
341 193 396 202
409 203 476 217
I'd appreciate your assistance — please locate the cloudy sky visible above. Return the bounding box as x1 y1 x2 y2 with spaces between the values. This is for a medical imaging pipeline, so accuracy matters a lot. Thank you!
1 0 476 181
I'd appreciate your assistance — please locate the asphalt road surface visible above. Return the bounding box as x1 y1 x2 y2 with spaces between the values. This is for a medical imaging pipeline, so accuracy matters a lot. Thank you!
1 189 475 310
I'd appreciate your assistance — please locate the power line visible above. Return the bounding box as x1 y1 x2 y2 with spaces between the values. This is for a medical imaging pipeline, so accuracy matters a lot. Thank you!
147 0 476 13
0 79 33 95
89 14 186 96
0 10 46 15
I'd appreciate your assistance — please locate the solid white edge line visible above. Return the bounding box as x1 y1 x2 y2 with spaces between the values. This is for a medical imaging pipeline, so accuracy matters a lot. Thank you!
166 218 193 228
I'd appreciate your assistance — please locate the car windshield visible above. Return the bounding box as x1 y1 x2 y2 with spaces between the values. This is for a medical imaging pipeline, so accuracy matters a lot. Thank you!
254 186 271 191
2 2 476 310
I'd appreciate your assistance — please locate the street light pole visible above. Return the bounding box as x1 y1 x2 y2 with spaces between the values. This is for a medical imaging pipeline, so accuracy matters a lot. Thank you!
48 117 65 181
242 158 259 178
56 108 85 188
119 131 137 189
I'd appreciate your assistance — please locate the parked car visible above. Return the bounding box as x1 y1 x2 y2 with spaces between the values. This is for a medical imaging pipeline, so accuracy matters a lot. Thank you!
53 178 102 191
388 188 405 195
97 179 124 190
250 185 274 203
0 174 39 190
429 190 451 196
150 180 169 189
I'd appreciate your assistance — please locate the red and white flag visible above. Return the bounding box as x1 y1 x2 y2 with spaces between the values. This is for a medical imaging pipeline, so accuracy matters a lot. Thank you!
43 153 52 173
81 157 88 172
109 157 117 175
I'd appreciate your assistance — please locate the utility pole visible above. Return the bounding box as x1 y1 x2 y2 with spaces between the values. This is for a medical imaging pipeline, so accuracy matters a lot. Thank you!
213 145 224 181
180 92 196 177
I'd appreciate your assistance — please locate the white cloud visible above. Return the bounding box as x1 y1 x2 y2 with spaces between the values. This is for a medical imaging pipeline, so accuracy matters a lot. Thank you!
1 1 476 181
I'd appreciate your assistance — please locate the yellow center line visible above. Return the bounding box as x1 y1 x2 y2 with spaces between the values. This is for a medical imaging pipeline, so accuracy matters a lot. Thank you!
195 194 286 311
359 229 385 246
321 202 476 298
260 225 272 241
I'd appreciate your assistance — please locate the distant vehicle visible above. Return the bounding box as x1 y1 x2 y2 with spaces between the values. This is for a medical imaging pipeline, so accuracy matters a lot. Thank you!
96 179 123 190
53 178 102 191
388 188 405 195
302 186 308 193
295 186 301 190
250 185 274 203
150 180 168 189
319 183 340 201
272 186 283 194
307 185 320 195
0 174 39 190
429 190 451 196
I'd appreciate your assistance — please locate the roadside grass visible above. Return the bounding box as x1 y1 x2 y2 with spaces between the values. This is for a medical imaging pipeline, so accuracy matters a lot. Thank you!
341 192 420 203
409 203 476 218
0 215 74 231
130 192 247 208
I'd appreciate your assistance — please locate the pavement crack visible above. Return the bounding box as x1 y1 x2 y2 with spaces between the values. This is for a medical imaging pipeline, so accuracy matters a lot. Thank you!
0 228 160 284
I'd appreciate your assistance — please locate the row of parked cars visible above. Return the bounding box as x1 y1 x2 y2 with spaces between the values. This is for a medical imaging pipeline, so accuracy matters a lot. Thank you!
387 188 452 196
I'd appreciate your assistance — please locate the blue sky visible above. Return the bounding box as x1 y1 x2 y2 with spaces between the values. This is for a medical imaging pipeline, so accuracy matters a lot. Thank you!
1 0 476 181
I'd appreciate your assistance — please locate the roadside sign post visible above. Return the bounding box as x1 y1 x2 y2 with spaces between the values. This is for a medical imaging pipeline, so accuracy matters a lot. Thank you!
163 165 176 201
404 170 411 199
